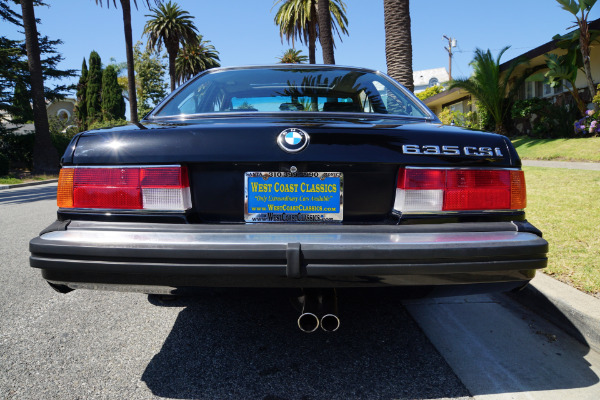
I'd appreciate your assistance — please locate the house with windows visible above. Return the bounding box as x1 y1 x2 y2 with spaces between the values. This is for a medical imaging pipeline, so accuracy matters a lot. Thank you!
1 98 76 135
423 18 600 122
47 98 76 124
412 67 449 94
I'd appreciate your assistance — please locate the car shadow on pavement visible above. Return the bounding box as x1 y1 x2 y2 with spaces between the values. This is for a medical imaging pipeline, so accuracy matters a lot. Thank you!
505 286 590 349
141 288 471 400
0 185 56 205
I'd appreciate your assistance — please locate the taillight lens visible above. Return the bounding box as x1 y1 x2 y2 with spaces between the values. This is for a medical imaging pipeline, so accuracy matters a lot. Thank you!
394 167 526 213
57 166 191 211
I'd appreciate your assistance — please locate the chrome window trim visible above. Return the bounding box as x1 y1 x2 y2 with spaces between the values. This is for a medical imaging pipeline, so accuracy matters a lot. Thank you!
146 112 435 123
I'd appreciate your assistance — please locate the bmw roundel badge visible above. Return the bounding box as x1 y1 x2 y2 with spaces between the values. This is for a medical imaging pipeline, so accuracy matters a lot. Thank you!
277 128 310 153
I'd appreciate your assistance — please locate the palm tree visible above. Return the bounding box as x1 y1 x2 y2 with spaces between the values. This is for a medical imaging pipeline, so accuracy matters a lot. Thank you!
95 1 153 124
144 1 198 92
555 0 597 100
20 0 58 174
175 35 220 85
449 47 528 134
277 48 309 63
383 0 413 92
273 0 348 64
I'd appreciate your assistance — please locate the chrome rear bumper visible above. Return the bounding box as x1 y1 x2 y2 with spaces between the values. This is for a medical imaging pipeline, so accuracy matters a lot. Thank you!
30 220 548 291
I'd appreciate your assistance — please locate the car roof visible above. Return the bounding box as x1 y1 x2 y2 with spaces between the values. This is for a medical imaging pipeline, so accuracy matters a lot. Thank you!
202 64 384 75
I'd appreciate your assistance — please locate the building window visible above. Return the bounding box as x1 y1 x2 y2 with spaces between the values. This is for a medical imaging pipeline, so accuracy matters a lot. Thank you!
428 78 439 87
564 80 573 91
525 81 536 99
542 80 571 97
57 109 71 122
553 81 564 94
450 102 464 113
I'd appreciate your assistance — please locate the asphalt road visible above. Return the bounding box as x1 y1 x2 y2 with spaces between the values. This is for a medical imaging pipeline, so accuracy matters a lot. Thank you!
0 183 470 399
2 183 600 399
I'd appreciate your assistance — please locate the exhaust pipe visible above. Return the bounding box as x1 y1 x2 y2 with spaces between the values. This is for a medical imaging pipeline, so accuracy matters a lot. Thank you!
298 312 320 333
320 288 340 332
296 288 340 333
297 289 320 333
320 313 340 332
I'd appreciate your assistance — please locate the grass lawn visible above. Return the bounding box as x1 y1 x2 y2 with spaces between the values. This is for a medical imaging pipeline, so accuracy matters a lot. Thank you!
513 136 600 162
0 174 57 185
524 166 600 297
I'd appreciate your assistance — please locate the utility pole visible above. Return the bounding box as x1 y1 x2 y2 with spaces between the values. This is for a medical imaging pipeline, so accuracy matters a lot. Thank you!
443 35 457 81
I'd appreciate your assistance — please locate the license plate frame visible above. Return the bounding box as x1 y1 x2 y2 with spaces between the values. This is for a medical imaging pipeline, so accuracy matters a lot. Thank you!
244 171 343 223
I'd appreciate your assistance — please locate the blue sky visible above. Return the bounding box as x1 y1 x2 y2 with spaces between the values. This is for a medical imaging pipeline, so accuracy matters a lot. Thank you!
2 0 599 91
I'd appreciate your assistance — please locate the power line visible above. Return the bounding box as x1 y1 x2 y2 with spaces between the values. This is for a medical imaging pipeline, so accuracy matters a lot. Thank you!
452 47 540 54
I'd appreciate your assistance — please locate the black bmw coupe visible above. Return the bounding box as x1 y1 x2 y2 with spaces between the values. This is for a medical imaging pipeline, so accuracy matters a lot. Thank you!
30 65 548 332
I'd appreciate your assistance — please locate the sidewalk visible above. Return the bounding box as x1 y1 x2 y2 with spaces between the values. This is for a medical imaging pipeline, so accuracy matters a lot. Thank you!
0 179 58 190
522 159 600 170
508 272 600 354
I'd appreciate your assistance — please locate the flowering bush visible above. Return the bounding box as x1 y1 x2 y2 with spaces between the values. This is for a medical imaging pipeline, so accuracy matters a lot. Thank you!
574 109 600 136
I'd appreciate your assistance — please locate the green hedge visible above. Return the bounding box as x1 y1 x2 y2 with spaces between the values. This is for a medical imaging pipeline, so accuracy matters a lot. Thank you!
0 152 9 176
0 131 75 170
510 98 580 138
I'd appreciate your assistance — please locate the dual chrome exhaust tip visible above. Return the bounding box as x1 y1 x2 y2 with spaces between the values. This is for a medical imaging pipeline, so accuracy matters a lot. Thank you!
296 289 340 333
297 312 340 333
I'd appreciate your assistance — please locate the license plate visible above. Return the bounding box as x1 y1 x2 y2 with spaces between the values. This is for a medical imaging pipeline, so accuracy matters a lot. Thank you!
244 171 343 223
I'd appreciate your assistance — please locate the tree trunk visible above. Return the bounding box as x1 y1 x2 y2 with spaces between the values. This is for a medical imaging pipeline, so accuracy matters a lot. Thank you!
383 0 414 92
568 86 588 116
495 122 506 136
578 19 597 109
318 0 335 64
167 43 177 92
308 0 317 64
20 0 59 174
120 0 139 122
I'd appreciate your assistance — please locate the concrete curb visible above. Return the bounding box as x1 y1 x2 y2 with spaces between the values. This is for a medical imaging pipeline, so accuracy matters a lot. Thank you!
0 179 58 190
506 272 600 354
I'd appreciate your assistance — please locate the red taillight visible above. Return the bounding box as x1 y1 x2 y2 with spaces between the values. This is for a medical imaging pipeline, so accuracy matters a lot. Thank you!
394 167 526 213
57 166 191 211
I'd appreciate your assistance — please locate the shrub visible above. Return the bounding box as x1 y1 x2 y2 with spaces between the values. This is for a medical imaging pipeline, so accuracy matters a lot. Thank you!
0 132 34 169
576 83 600 137
416 85 444 101
0 117 83 171
438 103 487 130
574 110 600 136
511 98 580 138
87 119 128 131
51 131 76 158
0 152 9 176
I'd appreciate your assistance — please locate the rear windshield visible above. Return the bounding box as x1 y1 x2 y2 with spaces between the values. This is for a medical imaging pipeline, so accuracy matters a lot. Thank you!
152 67 430 118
